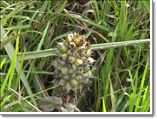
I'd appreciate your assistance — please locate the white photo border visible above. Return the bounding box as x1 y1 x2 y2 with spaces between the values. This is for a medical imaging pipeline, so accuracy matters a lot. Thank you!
0 0 154 116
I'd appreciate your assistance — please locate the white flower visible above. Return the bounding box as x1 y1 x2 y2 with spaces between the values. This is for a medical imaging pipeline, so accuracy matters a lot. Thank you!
88 57 95 64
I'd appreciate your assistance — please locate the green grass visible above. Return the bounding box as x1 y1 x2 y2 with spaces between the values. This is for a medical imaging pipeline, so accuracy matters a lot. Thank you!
0 0 150 112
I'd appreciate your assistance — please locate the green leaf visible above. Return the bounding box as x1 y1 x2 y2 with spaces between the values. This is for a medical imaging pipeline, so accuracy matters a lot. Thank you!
37 21 50 50
142 0 150 13
4 25 30 30
117 0 127 38
135 60 149 111
1 39 149 63
102 98 107 112
8 35 19 88
0 58 6 69
0 25 37 106
110 79 116 112
90 39 149 50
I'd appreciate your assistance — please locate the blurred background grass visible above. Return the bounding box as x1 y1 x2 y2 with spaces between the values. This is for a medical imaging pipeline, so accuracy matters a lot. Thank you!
0 0 150 112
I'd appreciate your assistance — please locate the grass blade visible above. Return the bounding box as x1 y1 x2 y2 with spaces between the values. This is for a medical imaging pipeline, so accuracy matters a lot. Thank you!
101 98 106 112
135 60 149 111
8 35 19 88
0 58 6 69
0 25 37 106
1 39 150 63
110 79 116 112
37 21 50 50
4 25 30 30
90 39 149 50
64 9 109 32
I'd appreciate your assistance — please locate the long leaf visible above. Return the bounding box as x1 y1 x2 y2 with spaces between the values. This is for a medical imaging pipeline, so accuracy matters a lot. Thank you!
135 60 149 111
1 39 149 63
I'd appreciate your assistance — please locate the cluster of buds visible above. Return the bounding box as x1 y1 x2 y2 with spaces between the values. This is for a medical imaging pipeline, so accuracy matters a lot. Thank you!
53 33 95 94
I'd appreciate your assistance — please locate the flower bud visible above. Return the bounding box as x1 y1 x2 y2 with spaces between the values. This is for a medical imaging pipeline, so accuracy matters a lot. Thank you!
78 46 86 51
88 57 95 64
68 56 76 63
72 64 77 71
54 33 94 94
65 82 72 92
70 78 79 87
75 37 82 46
61 53 68 60
66 35 72 43
74 32 78 37
59 79 66 85
70 42 76 48
57 42 68 53
84 65 90 71
77 76 82 80
61 66 68 75
83 78 90 84
79 84 83 92
63 75 70 80
83 70 92 78
75 58 83 65
86 49 92 57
